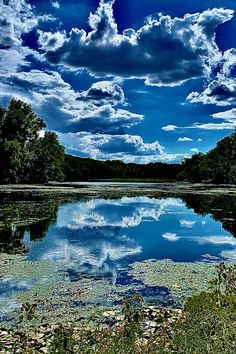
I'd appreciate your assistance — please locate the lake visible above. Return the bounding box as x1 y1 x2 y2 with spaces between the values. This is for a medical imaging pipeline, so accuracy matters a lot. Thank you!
0 185 236 324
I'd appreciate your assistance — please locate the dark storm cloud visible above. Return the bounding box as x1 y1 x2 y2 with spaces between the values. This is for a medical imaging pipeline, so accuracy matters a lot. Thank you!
39 0 234 86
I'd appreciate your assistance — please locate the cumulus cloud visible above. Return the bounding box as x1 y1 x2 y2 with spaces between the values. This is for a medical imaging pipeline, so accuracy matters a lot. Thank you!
39 0 234 86
187 77 236 106
0 0 53 73
0 0 37 49
37 30 66 51
69 106 143 134
51 1 60 9
58 131 188 163
178 137 193 142
76 81 125 105
0 70 143 133
187 49 236 106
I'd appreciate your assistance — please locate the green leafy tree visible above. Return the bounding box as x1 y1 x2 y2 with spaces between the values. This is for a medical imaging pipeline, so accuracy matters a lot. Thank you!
0 98 45 142
0 140 23 183
32 132 65 183
179 128 236 184
0 98 65 184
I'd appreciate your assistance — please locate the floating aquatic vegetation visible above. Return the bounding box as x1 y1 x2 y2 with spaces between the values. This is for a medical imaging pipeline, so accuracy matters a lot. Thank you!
128 259 218 299
0 257 142 325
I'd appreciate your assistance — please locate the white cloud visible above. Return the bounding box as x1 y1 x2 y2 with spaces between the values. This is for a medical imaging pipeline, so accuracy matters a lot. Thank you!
212 108 236 120
199 235 236 246
58 131 188 163
76 81 125 105
162 125 177 131
180 220 196 228
38 30 66 50
186 109 236 130
51 1 60 9
0 70 143 133
162 233 180 242
0 0 54 74
190 148 199 154
39 0 234 86
178 137 193 142
187 49 236 107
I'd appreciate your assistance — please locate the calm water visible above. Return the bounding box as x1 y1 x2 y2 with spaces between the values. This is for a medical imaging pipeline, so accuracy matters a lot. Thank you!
1 190 236 319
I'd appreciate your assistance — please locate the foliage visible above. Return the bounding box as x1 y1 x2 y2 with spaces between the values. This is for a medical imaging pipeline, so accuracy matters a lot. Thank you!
49 324 75 354
2 97 236 184
172 263 236 354
1 263 236 353
64 154 181 182
179 128 236 183
122 294 144 336
0 98 65 184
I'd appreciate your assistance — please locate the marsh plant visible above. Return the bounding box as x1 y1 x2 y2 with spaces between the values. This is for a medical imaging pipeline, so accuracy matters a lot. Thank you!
1 263 236 353
38 263 236 353
172 263 236 354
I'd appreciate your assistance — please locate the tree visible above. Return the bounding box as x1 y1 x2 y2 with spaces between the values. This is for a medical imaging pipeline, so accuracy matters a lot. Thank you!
33 132 65 183
179 128 236 184
0 98 65 184
0 98 46 142
0 140 23 183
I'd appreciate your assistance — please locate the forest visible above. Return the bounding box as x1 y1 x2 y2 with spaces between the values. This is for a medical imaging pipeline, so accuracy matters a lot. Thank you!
179 130 236 184
0 98 235 184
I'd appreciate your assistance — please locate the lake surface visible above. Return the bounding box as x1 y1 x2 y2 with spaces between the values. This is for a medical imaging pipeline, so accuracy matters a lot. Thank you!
0 188 236 322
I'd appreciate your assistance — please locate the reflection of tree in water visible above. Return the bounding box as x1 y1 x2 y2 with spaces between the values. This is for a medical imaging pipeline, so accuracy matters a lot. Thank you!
0 226 27 254
182 194 236 238
0 199 60 254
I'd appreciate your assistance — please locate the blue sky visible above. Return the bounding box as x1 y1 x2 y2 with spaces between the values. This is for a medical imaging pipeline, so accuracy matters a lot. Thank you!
1 0 236 163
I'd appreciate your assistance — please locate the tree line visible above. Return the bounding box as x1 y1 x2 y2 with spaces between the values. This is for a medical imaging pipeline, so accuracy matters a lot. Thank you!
179 129 236 184
1 98 235 184
0 99 180 184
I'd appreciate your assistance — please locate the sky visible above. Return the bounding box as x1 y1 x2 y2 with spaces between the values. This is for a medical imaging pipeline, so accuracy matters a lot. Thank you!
0 0 236 163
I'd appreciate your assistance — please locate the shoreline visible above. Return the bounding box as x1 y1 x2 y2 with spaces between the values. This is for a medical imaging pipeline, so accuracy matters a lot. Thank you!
0 182 236 197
